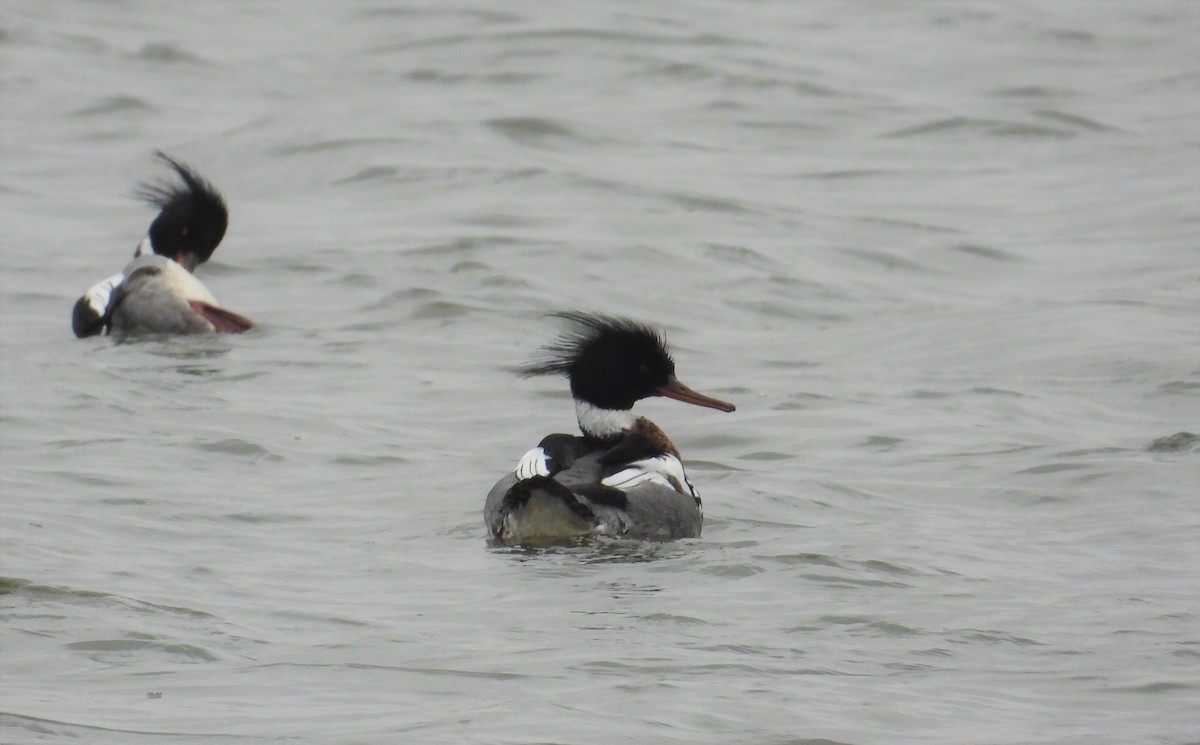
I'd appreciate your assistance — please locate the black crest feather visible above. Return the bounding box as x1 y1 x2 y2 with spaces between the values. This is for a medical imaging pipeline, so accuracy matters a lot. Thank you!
133 151 228 267
520 312 677 410
520 312 671 378
134 151 226 214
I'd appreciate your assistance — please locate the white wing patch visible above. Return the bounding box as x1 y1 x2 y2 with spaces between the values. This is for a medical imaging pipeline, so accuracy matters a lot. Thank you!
74 238 155 327
602 454 697 497
83 272 126 316
79 238 152 317
514 447 551 480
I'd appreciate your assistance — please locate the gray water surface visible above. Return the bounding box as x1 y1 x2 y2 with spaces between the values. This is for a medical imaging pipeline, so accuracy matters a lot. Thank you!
2 2 1198 743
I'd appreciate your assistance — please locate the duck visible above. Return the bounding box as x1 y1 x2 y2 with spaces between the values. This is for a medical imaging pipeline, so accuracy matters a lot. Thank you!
71 152 252 337
485 312 735 544
105 253 253 335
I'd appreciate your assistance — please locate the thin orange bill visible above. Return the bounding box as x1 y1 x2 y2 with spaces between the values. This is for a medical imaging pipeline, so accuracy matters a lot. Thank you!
657 376 735 412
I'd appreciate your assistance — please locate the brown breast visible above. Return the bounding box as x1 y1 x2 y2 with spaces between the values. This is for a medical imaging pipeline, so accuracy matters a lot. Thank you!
630 418 680 459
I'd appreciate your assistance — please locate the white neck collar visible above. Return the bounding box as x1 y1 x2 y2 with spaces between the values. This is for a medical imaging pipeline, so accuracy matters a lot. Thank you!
575 400 637 439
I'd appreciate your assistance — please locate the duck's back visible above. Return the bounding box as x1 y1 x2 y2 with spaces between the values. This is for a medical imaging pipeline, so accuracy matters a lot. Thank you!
106 254 253 336
108 255 216 335
485 444 702 543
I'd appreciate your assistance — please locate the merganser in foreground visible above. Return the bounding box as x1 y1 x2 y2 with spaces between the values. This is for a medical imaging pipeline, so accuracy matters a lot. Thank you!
485 312 736 544
71 152 252 337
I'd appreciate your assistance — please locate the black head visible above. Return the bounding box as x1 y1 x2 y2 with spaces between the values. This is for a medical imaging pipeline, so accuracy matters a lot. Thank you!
521 311 735 413
135 152 228 272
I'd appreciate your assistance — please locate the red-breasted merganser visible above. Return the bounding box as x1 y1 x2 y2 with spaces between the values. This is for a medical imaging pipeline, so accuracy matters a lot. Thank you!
485 312 736 544
71 152 253 337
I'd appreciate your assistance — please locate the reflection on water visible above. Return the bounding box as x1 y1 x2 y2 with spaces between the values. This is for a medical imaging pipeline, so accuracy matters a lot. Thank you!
491 535 695 565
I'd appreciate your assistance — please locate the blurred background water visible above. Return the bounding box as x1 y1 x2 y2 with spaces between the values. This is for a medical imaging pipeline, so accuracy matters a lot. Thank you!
1 1 1198 743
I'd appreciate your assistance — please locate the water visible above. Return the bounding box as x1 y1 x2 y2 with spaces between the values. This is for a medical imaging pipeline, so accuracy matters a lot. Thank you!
2 1 1198 743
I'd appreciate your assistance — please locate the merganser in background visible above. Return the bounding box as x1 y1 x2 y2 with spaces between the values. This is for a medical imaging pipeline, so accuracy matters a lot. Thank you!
485 312 736 544
71 152 252 337
105 253 253 335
